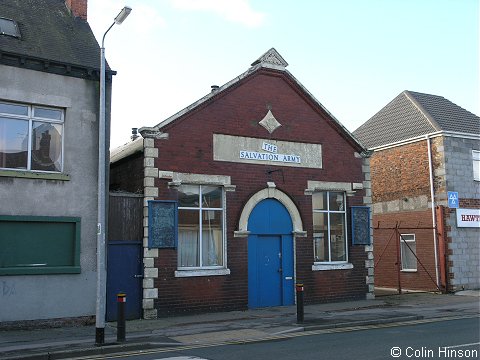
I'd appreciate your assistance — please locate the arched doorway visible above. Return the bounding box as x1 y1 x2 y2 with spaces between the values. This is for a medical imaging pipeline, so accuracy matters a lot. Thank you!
248 198 294 308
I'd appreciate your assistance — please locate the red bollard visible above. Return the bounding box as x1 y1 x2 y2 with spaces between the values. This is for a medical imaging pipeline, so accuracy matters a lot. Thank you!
117 293 126 342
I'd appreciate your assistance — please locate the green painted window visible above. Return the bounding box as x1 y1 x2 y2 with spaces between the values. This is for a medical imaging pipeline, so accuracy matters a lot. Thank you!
0 216 80 275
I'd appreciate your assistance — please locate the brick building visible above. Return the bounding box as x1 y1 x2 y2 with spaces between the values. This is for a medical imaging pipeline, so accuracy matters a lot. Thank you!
354 91 480 293
110 48 374 319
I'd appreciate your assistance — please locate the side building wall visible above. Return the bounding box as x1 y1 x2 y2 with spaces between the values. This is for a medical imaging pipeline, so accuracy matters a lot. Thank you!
435 136 480 291
0 65 99 322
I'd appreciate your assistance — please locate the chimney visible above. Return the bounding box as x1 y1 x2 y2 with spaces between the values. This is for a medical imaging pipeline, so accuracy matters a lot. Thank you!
131 128 139 141
66 0 88 20
211 85 219 92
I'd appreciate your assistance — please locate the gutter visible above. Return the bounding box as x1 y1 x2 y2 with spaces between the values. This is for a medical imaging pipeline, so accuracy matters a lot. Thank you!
426 134 440 289
370 130 480 152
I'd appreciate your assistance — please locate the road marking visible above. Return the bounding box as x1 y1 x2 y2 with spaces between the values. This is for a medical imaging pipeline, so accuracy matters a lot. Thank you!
445 342 480 349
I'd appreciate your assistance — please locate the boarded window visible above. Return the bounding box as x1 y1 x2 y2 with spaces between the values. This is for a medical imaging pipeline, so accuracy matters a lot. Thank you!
0 216 80 275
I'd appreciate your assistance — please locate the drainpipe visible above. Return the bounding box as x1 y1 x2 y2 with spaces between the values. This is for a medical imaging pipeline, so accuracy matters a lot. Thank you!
426 135 440 288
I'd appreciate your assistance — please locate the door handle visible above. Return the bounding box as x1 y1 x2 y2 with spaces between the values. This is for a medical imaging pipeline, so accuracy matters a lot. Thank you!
133 274 143 278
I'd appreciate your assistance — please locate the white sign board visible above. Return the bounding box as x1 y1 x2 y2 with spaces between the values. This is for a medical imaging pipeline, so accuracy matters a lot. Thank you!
456 208 480 228
213 134 323 169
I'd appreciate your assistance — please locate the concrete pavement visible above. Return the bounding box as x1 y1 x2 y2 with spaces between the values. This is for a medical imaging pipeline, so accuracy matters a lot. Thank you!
0 291 478 360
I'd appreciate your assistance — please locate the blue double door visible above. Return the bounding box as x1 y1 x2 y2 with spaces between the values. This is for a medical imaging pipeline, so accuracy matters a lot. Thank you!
248 199 294 308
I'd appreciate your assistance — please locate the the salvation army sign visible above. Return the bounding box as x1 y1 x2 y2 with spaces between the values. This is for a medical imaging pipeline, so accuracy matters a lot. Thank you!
456 209 480 228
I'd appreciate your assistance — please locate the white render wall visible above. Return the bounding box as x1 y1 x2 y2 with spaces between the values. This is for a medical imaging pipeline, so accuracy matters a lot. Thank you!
0 65 99 321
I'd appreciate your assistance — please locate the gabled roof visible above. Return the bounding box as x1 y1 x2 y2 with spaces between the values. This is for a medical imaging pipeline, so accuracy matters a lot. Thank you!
353 90 480 149
139 48 365 152
0 0 103 78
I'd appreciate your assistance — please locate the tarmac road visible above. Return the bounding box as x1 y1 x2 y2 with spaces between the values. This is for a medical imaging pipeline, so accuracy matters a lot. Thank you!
69 317 480 360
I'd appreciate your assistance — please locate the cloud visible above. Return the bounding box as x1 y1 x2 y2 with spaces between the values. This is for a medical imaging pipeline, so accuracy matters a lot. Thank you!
170 0 265 28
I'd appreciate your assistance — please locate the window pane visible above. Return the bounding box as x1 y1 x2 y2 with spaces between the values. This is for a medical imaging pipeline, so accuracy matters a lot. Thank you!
313 212 328 261
401 234 417 270
31 122 62 171
202 210 223 266
329 192 345 211
0 18 21 38
178 209 199 267
0 117 28 169
178 185 200 208
473 151 480 181
202 186 222 208
330 213 346 261
0 102 28 116
33 107 63 121
312 192 327 210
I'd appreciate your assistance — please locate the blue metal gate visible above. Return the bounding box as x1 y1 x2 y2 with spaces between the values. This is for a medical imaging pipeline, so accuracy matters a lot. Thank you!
106 241 143 321
248 199 294 308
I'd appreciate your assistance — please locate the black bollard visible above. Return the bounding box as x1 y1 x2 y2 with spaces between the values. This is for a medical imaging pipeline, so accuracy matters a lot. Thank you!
296 283 304 323
117 293 126 342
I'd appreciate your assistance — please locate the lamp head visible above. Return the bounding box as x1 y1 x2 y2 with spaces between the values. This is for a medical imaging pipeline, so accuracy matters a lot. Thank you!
114 6 132 24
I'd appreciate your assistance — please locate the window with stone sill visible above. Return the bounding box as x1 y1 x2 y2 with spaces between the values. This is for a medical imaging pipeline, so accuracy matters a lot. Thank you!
312 191 348 263
0 101 64 173
177 184 226 269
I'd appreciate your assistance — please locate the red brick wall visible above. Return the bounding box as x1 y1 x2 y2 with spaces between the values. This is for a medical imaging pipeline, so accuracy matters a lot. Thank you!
371 141 430 203
151 69 368 315
373 210 438 291
65 0 87 20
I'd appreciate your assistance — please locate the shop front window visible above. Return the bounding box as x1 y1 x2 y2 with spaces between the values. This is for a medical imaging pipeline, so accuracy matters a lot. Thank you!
177 184 225 268
313 191 347 262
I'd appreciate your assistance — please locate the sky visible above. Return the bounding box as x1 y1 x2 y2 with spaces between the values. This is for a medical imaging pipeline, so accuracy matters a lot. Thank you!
87 0 479 149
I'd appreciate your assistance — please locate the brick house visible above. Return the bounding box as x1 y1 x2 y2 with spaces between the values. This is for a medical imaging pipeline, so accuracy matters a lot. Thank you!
110 48 374 318
354 91 480 292
0 0 112 322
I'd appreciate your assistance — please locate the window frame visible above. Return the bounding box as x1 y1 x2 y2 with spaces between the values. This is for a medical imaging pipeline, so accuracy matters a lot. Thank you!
177 184 227 270
400 233 417 272
0 215 81 275
473 150 480 182
0 100 65 173
312 191 349 264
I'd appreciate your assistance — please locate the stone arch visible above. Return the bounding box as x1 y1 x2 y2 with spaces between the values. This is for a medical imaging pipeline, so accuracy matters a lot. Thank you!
235 186 305 237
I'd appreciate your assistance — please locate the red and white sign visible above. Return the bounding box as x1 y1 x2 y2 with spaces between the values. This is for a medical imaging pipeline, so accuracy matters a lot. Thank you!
456 208 480 228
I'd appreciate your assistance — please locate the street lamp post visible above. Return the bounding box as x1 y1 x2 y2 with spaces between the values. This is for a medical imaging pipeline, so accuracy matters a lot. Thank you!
96 6 132 346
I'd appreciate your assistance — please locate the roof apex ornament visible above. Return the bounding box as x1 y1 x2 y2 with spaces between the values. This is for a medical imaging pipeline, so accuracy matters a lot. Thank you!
251 48 288 70
259 109 282 133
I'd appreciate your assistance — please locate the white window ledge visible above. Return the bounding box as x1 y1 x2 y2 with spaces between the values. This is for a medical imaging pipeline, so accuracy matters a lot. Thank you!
401 269 417 273
312 263 353 271
175 268 231 278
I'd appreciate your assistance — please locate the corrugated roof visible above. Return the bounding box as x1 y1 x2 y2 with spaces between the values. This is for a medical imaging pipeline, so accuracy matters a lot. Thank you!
353 91 480 149
0 0 101 71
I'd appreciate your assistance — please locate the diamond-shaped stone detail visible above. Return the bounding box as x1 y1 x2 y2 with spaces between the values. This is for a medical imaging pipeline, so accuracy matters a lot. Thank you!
259 110 281 133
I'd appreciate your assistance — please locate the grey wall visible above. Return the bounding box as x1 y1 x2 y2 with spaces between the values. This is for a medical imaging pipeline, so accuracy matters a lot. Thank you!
0 65 99 321
442 136 480 290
